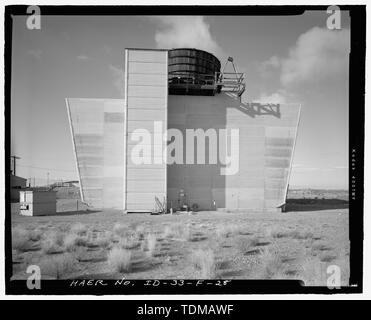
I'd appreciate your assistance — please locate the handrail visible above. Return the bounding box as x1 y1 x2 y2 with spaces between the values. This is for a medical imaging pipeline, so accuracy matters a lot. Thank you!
168 71 246 96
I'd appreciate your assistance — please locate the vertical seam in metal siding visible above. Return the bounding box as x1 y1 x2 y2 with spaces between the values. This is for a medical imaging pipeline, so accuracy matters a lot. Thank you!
65 98 85 203
282 103 302 207
123 50 129 212
165 50 169 207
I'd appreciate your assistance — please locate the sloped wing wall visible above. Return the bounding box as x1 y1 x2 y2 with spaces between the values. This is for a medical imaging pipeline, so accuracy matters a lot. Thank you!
66 98 125 209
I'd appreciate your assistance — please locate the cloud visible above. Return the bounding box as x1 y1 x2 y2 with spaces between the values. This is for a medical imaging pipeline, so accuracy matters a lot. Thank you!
292 166 348 173
255 89 288 104
280 27 350 87
108 64 124 96
151 16 223 57
77 54 90 61
257 27 350 102
103 45 113 55
259 55 281 76
27 49 42 59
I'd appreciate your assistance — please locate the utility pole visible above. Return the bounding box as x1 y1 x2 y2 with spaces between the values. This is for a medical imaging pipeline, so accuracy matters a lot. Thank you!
10 155 20 175
47 172 50 186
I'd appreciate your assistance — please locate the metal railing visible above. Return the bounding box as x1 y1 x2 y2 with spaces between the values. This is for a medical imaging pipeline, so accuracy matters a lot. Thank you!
168 71 246 96
216 72 246 97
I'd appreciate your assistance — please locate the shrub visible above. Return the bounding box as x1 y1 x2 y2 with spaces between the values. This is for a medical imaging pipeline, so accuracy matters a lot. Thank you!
165 224 192 241
312 242 332 251
190 248 217 279
64 230 107 251
142 233 157 256
95 232 111 248
12 227 32 252
319 253 337 263
237 236 260 254
41 231 65 254
290 231 314 240
107 247 132 272
135 224 146 240
120 233 140 250
215 224 239 238
29 229 43 242
70 223 87 236
38 253 76 279
113 223 128 237
258 246 285 279
268 229 313 240
64 233 80 252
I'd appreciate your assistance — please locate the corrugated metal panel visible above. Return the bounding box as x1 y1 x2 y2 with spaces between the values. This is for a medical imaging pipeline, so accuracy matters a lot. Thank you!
66 98 125 210
167 94 300 211
125 49 168 212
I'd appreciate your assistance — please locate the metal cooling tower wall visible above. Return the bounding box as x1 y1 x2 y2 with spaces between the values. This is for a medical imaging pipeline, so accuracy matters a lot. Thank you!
167 93 300 211
124 49 168 212
66 48 300 212
66 98 125 209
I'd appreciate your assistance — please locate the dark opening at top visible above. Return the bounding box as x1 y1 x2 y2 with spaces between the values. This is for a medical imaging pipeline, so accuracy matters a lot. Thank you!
168 48 246 97
168 48 222 96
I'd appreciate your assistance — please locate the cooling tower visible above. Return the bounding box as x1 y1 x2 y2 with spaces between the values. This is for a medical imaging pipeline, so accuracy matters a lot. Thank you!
66 48 300 212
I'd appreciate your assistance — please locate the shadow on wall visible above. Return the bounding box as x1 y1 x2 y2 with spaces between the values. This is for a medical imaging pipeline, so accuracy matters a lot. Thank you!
167 93 283 211
225 93 281 118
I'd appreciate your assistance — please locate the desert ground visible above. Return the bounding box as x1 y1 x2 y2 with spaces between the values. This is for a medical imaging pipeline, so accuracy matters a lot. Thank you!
10 199 349 286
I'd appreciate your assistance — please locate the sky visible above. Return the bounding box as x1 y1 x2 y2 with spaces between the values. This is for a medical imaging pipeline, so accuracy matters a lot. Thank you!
11 11 350 189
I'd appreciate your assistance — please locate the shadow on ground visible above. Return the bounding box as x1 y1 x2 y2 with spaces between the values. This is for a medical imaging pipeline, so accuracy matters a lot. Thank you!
54 209 101 216
285 199 349 212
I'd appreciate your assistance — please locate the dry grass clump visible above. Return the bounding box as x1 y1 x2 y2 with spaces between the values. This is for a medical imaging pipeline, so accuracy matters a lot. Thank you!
135 224 146 240
64 229 111 252
236 236 260 254
119 233 140 250
64 233 81 252
256 245 285 279
215 224 240 238
312 242 332 252
113 223 128 237
190 248 217 279
94 232 111 248
267 227 314 240
141 233 157 256
107 247 132 272
64 232 92 251
38 253 76 279
29 229 43 242
70 223 88 236
163 223 192 241
319 252 337 263
299 257 326 286
12 226 33 252
41 231 65 254
162 225 173 238
58 224 71 233
290 231 314 240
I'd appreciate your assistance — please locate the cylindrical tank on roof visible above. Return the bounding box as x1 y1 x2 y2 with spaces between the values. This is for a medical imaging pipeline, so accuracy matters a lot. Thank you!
168 48 221 75
168 48 221 96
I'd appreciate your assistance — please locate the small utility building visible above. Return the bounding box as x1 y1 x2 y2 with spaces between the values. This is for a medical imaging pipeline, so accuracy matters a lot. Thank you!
19 189 57 216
